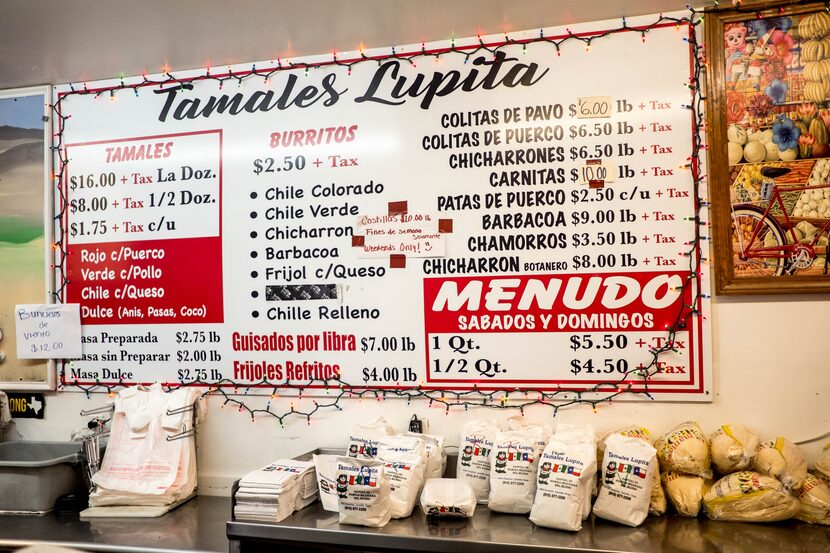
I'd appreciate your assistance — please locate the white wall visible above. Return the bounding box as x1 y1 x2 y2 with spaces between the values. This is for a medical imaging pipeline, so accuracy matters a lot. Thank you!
10 289 830 495
4 1 830 496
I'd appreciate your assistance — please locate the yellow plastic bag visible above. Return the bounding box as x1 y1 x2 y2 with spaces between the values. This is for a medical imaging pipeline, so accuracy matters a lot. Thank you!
796 473 830 525
703 471 799 522
709 424 759 474
655 421 712 478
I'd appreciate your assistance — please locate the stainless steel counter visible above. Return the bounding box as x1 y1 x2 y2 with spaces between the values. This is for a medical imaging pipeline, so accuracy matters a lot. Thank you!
0 491 827 553
0 496 229 553
226 502 830 553
226 449 830 553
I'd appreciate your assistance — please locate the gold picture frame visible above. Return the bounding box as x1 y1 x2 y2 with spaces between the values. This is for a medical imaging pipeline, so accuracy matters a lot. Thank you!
706 1 830 293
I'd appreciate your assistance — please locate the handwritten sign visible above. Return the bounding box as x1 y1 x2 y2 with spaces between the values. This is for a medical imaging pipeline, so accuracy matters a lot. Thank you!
14 304 82 359
355 214 446 258
578 159 617 186
574 96 613 119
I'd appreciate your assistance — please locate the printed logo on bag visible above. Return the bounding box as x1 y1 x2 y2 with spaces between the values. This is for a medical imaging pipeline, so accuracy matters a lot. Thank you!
336 473 350 498
427 505 468 516
352 466 378 486
347 438 378 458
320 476 335 493
540 462 582 484
460 434 491 467
495 441 535 474
358 444 378 457
539 461 553 484
604 460 647 484
660 427 704 457
383 462 412 473
735 471 763 494
263 464 303 473
338 463 380 490
494 451 508 473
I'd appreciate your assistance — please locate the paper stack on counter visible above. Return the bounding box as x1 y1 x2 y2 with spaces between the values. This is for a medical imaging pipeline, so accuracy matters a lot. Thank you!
89 384 204 507
234 459 318 522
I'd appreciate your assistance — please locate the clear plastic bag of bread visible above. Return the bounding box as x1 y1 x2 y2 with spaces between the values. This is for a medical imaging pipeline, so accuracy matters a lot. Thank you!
813 443 830 483
795 473 830 525
655 421 712 478
597 425 666 516
709 424 759 474
662 471 708 517
703 471 799 522
752 437 808 492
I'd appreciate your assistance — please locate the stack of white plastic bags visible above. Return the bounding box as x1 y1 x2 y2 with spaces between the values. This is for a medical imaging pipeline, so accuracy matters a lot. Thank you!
234 459 317 522
90 383 204 507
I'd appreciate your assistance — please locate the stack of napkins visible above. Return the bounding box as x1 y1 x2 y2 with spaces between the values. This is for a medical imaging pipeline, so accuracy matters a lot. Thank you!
234 459 318 522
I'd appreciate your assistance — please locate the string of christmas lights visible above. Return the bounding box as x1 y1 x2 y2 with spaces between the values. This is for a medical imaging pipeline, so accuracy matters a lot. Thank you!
54 10 708 425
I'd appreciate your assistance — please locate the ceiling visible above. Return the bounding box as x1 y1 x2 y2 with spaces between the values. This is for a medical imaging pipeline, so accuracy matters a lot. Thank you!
0 0 705 89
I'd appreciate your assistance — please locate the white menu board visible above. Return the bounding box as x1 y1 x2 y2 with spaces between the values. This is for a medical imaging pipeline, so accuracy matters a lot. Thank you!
54 13 711 400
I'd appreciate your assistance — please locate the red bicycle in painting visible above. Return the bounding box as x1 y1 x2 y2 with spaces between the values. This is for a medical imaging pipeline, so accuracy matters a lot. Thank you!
731 166 830 276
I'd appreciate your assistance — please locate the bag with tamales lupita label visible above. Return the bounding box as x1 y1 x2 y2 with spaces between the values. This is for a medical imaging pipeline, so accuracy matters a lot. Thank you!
487 428 545 514
529 431 596 531
335 456 391 527
456 419 500 503
593 433 656 527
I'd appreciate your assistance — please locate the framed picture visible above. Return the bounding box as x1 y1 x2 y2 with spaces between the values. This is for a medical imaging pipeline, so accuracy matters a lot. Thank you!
706 1 830 294
0 85 55 390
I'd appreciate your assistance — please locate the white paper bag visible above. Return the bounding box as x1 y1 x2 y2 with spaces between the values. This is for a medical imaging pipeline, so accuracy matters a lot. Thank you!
377 451 425 518
420 478 476 518
335 456 391 527
529 427 596 531
313 454 340 512
456 419 500 503
488 428 544 513
593 434 657 527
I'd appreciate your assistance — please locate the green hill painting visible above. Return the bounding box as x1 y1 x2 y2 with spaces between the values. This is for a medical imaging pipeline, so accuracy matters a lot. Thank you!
0 91 49 384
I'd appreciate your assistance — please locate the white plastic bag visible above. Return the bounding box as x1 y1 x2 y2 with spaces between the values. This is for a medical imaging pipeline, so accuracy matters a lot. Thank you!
313 454 340 512
488 428 544 513
529 427 596 531
456 419 500 503
377 451 425 519
593 433 657 527
335 456 391 527
347 416 394 458
420 478 476 518
92 388 182 495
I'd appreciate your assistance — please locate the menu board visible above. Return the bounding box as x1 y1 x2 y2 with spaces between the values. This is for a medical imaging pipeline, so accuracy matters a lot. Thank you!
54 14 711 399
